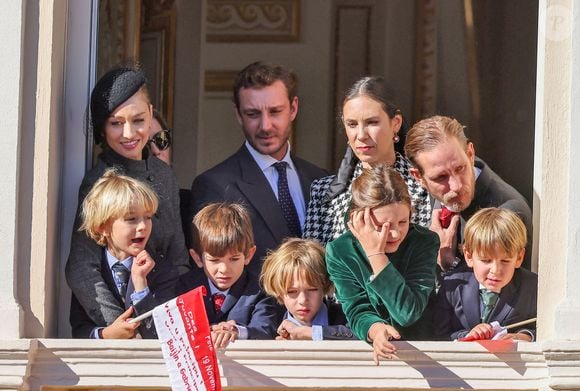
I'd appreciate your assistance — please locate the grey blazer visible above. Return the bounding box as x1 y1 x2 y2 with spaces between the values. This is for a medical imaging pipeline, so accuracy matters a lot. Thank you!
66 148 190 329
70 248 178 338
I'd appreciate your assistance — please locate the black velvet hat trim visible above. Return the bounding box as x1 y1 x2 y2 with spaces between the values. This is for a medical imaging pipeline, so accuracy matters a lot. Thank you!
90 67 147 145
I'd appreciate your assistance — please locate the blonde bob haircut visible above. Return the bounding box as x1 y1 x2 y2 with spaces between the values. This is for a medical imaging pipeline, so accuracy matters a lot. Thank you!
80 168 158 246
260 238 332 304
191 203 254 257
463 207 527 257
351 163 412 213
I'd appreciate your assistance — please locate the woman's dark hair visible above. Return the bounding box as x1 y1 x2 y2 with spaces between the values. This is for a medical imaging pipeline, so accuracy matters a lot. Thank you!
152 108 169 130
325 77 409 202
89 65 150 145
340 76 408 153
351 163 412 213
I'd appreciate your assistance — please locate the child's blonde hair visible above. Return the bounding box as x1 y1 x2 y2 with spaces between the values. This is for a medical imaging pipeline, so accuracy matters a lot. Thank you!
463 207 527 257
191 203 254 257
80 168 158 246
260 238 332 304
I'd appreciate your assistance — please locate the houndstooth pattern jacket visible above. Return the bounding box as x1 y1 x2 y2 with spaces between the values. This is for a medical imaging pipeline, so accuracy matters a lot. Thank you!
303 153 431 245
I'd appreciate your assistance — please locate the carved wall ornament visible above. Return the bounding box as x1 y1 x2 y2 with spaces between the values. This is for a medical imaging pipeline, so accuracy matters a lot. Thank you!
206 0 300 42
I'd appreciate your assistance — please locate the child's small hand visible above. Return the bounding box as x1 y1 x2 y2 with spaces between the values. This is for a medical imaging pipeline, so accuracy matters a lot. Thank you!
131 250 155 291
466 322 495 340
101 307 140 339
211 320 237 332
348 208 390 273
277 319 312 340
368 322 401 365
498 332 532 342
211 328 238 349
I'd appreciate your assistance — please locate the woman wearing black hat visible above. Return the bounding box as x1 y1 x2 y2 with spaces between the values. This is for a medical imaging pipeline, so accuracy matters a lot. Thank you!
65 65 191 339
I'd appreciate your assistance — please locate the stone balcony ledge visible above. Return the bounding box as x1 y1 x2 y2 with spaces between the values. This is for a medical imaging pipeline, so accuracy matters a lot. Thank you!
2 339 579 390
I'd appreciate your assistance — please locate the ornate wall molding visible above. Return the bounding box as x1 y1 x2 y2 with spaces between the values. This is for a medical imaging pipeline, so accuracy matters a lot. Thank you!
413 0 437 120
206 0 300 42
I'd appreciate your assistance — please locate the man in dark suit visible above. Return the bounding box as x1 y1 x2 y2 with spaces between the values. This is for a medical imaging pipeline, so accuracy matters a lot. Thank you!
191 61 327 275
404 116 533 272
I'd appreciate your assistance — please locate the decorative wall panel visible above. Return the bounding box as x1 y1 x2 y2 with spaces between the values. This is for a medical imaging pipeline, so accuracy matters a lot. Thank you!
206 0 300 42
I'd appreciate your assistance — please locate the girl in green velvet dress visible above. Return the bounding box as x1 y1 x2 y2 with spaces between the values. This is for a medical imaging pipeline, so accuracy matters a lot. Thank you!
326 164 439 365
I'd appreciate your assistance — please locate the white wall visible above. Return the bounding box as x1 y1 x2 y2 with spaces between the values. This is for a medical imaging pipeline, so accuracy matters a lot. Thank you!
0 0 25 339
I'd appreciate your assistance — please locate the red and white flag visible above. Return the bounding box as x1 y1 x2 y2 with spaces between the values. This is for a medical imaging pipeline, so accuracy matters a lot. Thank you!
153 286 222 391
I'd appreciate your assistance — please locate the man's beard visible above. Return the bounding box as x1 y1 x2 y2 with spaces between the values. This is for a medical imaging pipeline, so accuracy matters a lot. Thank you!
441 178 476 213
442 191 463 212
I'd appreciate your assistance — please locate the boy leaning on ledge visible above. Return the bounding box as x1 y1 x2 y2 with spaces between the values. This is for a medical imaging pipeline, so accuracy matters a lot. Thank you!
177 202 283 348
260 238 357 341
433 207 537 341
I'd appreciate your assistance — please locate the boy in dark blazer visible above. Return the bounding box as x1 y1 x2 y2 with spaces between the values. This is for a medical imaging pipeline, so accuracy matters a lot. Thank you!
178 203 282 348
434 208 537 341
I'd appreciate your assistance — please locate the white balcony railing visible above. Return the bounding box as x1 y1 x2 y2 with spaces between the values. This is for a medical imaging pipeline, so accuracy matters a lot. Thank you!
3 338 579 390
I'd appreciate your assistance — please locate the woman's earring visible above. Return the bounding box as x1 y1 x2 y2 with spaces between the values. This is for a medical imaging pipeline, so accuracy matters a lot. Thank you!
393 134 400 143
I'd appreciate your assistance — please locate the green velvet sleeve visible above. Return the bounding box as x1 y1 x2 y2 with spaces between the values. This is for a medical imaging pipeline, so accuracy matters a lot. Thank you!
326 226 438 341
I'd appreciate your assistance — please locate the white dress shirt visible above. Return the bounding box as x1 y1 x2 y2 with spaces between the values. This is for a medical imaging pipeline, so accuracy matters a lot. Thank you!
245 141 306 227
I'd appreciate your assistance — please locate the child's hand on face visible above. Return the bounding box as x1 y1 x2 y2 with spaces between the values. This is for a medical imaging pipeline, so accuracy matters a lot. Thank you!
466 323 495 340
367 322 401 365
348 208 390 274
101 306 140 339
276 319 313 340
348 208 388 255
131 250 155 292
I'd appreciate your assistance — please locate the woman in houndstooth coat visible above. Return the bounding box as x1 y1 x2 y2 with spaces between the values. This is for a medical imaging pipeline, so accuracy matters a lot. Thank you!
303 76 431 245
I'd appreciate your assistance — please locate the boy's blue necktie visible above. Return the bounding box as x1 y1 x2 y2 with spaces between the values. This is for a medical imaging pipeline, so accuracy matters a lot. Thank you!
112 262 130 300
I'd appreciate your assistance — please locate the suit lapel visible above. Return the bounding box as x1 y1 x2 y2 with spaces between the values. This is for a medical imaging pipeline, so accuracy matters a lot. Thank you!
200 276 218 323
234 146 290 240
460 274 482 328
292 154 312 203
220 270 247 315
100 250 125 307
125 278 135 309
490 276 518 325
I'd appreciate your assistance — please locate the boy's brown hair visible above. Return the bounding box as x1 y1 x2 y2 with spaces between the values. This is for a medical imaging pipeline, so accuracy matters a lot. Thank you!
351 163 411 213
463 207 527 257
80 168 158 246
191 203 254 257
232 61 297 112
260 238 332 304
